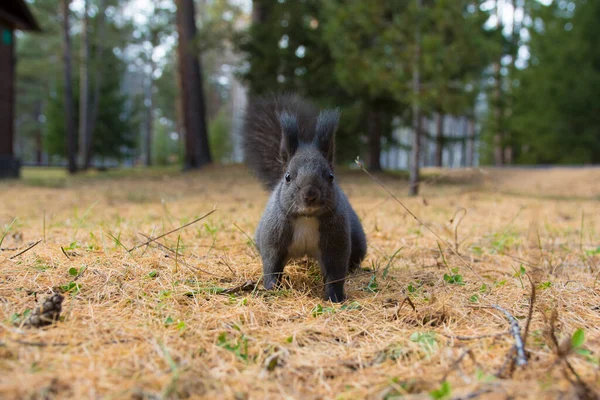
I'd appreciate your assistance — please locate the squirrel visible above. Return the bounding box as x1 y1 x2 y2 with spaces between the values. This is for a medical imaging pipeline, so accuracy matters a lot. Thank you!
242 94 367 302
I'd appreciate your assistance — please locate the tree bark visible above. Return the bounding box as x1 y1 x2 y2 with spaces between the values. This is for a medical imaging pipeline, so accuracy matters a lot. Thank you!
176 0 212 170
366 108 382 171
493 0 504 166
86 0 107 169
409 0 422 196
78 0 90 169
252 0 267 24
504 0 520 166
61 0 77 174
35 100 43 165
434 112 444 167
145 70 154 166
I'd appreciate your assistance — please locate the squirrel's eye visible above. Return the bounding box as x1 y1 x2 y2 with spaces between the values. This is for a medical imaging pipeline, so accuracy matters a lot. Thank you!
285 172 291 183
329 173 334 182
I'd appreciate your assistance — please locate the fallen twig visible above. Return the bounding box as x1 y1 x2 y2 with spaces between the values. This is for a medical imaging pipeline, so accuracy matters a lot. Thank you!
129 208 217 252
9 240 42 259
11 338 136 347
399 296 416 312
221 280 258 295
440 331 510 341
490 305 527 367
60 246 72 260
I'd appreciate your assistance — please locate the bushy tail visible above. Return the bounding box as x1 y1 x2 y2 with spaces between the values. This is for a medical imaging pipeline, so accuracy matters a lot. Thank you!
242 94 318 190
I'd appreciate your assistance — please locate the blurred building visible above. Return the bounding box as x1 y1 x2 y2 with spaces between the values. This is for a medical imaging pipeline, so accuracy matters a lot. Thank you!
381 115 479 170
0 0 40 178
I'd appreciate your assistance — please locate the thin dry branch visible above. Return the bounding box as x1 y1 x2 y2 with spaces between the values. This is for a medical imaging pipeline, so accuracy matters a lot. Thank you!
440 331 510 341
129 208 217 252
490 305 527 367
9 240 42 259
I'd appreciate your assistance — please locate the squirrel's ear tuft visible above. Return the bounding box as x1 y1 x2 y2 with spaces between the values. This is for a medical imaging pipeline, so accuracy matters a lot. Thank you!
278 111 299 164
314 109 339 165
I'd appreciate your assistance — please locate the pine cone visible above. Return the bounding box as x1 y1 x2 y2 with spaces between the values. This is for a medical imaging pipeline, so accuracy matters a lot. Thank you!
24 293 64 328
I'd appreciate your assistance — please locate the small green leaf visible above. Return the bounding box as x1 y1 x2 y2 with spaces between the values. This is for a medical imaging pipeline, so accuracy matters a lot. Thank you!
443 273 464 285
574 347 592 357
537 281 552 290
340 301 362 311
164 316 174 326
430 381 451 399
176 321 186 331
286 336 293 343
68 267 79 276
311 304 324 317
469 294 479 303
362 275 379 293
148 270 158 278
572 328 585 348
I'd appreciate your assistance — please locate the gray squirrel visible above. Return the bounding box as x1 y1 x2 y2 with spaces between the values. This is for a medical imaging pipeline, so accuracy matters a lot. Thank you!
242 94 367 302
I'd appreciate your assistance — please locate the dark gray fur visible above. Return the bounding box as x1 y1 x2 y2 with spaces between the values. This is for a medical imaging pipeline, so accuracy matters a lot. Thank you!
242 94 367 302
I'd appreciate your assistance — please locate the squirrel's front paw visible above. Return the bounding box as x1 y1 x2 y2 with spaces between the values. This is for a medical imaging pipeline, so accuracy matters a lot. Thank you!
263 273 282 290
325 284 346 303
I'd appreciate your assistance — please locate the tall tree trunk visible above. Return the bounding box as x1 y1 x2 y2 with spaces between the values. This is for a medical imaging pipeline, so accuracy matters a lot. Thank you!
466 118 475 167
78 0 90 169
35 100 43 165
492 0 504 166
367 108 382 171
504 0 520 166
176 0 212 169
86 0 107 169
145 71 154 166
409 0 422 196
61 0 77 174
434 112 444 167
252 0 267 23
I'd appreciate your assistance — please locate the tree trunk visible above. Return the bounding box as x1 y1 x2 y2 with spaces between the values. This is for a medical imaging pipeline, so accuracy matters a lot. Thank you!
409 0 422 196
434 112 444 167
86 0 107 169
78 0 90 169
61 0 77 174
493 0 504 166
366 108 382 171
504 0 519 166
35 100 43 165
466 118 475 167
176 0 212 170
145 71 154 166
252 0 267 23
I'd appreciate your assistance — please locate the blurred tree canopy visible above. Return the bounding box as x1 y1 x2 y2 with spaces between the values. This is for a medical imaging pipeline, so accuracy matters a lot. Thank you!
12 0 600 173
510 0 600 164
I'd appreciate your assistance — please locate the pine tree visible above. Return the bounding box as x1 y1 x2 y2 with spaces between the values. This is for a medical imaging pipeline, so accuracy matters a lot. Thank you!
511 0 600 164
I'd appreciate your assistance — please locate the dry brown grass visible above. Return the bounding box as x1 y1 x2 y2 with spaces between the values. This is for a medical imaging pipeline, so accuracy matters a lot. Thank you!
1 165 599 400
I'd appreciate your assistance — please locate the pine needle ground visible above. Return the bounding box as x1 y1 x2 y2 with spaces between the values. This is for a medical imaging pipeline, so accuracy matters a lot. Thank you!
1 166 599 399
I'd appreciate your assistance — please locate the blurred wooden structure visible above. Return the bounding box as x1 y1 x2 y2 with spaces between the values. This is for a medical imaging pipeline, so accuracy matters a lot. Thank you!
381 115 479 170
0 0 40 178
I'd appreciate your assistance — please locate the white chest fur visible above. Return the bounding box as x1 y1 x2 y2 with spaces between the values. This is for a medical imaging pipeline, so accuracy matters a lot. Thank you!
287 217 320 260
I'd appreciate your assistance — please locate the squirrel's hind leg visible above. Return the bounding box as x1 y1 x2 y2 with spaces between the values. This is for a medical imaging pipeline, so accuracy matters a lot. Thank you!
348 209 367 273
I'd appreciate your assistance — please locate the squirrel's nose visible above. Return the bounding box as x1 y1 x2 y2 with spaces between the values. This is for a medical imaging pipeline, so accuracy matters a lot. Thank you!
304 188 319 205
